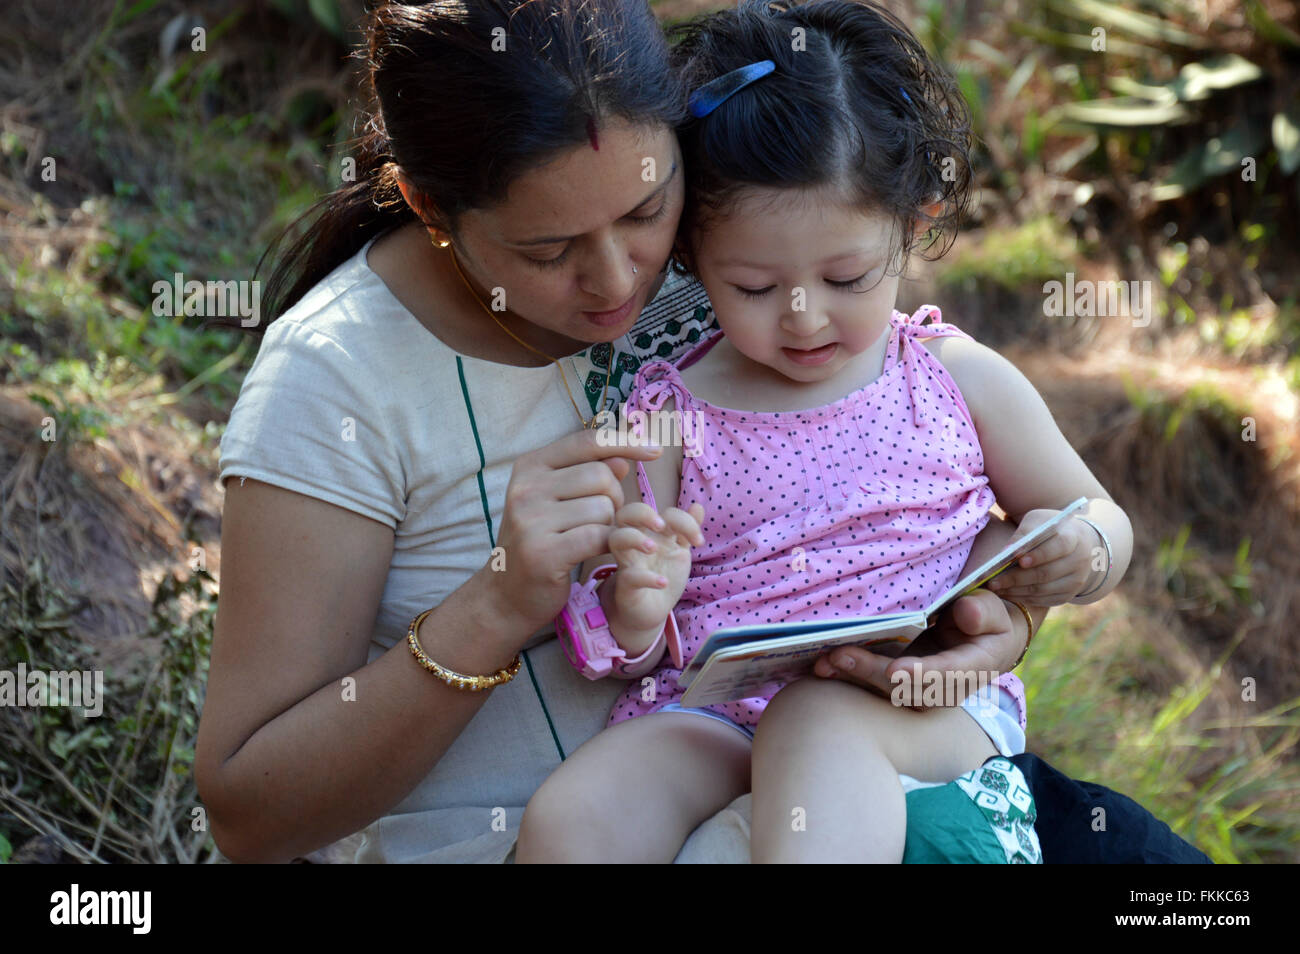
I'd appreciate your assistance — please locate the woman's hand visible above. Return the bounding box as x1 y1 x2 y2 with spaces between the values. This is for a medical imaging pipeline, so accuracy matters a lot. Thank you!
484 428 666 635
985 510 1100 605
604 501 705 638
810 589 1027 702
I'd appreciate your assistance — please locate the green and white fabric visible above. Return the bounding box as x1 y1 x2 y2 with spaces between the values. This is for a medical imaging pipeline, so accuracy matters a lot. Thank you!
902 757 1042 864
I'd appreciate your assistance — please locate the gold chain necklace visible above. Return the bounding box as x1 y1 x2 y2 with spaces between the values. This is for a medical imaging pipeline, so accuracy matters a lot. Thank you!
443 241 613 430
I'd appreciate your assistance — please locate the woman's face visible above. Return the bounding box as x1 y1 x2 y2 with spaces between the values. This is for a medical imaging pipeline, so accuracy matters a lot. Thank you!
443 119 684 347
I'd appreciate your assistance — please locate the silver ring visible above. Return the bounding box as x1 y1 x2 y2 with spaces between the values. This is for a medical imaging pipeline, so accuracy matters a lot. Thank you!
632 264 638 274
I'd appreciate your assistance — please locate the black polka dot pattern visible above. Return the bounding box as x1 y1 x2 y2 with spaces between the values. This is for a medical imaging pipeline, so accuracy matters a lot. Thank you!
607 306 997 731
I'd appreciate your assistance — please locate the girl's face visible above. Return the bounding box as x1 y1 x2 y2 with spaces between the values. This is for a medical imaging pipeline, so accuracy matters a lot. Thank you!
687 185 905 384
441 119 685 347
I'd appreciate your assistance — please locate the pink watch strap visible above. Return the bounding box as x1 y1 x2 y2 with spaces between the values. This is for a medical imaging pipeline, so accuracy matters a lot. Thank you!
611 607 683 677
557 565 683 679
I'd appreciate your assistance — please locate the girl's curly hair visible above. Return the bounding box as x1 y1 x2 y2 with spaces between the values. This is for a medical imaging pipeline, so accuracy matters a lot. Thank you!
668 0 974 280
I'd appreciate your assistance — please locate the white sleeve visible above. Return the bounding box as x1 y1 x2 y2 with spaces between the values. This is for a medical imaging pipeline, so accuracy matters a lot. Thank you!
218 318 406 528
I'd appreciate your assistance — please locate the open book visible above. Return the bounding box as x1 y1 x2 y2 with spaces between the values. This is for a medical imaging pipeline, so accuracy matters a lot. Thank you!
676 497 1089 708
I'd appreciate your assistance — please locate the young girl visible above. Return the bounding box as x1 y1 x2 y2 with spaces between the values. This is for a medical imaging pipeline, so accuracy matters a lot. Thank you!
516 0 1132 863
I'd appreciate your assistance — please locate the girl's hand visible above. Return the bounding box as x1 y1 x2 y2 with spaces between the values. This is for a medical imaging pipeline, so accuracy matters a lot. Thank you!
984 509 1101 606
606 501 706 635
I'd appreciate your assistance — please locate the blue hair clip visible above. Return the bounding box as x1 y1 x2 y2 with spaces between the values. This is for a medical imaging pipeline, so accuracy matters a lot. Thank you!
688 60 776 118
899 86 913 103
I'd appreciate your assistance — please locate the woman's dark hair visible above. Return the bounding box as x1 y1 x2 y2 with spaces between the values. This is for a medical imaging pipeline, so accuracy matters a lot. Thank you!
225 0 685 332
666 0 973 280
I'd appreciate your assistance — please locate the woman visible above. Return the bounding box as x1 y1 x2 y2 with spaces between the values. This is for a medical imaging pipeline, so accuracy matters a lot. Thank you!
195 0 1051 864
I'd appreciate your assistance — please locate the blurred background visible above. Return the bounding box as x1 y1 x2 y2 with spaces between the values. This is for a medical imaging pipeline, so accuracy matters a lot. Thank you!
0 0 1296 863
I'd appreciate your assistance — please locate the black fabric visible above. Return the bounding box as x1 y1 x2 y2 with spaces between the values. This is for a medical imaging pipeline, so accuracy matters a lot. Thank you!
1007 753 1213 864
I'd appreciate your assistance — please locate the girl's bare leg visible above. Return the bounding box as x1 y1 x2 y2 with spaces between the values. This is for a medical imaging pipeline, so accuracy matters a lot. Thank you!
751 678 998 863
516 711 752 863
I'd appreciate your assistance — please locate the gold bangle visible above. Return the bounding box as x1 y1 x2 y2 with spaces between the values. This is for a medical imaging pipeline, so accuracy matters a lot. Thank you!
406 609 521 691
1002 597 1036 669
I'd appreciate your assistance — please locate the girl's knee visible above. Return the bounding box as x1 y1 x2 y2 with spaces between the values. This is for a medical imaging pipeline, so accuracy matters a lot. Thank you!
517 773 611 862
755 678 900 751
765 675 892 719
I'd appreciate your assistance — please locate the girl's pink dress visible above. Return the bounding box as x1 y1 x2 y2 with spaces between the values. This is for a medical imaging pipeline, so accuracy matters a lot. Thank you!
607 304 1027 732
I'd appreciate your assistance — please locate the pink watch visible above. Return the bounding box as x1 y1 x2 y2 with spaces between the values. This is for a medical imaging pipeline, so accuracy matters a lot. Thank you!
556 565 684 680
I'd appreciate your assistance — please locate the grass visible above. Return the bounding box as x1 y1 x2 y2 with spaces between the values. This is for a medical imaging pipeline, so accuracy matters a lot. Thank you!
0 260 252 453
1122 377 1251 446
937 215 1081 293
1019 608 1300 862
0 561 219 864
0 0 338 428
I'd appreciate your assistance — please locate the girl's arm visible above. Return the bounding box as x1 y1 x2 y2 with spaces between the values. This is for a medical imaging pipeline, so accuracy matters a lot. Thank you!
921 337 1134 605
578 411 689 665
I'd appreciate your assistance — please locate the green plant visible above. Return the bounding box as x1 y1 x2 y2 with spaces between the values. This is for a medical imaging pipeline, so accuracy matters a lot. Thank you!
1020 607 1300 862
1226 537 1260 611
915 0 967 61
27 392 110 446
1121 376 1249 445
270 0 347 41
1036 0 1299 202
1155 522 1195 590
937 215 1080 291
0 560 219 864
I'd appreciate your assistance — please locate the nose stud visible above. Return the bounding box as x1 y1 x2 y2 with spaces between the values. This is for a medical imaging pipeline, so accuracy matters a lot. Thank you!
632 265 638 274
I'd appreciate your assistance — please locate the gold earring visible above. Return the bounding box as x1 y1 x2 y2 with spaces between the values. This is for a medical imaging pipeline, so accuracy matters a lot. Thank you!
433 235 451 248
